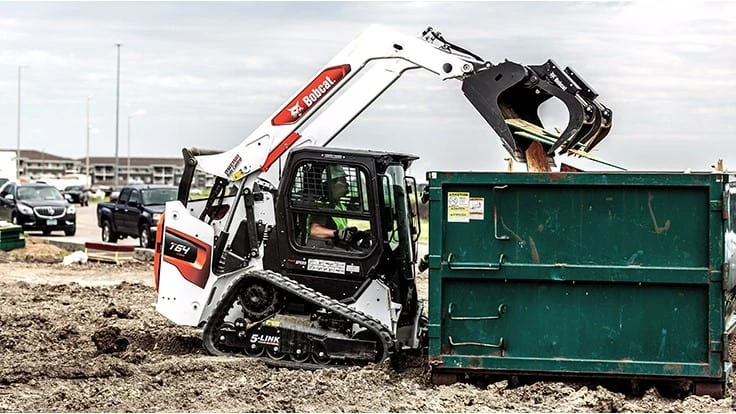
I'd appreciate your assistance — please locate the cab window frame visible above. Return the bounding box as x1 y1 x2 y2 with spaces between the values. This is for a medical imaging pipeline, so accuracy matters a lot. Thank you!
286 160 375 257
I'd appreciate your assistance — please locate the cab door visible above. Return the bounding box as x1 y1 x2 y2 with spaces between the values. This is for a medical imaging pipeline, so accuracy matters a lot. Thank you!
125 189 143 235
266 155 383 301
114 188 131 233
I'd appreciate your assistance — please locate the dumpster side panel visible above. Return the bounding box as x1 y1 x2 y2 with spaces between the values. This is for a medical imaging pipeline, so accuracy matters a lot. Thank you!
440 280 709 375
428 172 729 383
444 184 709 268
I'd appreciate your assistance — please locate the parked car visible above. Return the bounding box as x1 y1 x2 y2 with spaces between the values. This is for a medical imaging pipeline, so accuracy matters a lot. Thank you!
0 181 76 236
96 184 178 248
62 185 90 206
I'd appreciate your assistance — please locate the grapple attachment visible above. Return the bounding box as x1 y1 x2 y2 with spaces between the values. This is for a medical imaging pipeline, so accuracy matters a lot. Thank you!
462 59 612 162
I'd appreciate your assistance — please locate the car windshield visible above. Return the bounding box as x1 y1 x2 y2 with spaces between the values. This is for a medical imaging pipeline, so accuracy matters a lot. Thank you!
17 186 64 201
141 188 178 205
65 186 83 191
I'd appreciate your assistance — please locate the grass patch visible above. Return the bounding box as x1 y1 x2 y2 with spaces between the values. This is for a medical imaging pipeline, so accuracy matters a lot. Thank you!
89 196 106 204
348 218 429 244
417 218 429 244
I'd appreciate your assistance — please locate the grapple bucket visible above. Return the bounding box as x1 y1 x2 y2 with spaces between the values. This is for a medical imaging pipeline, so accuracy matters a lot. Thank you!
462 59 612 162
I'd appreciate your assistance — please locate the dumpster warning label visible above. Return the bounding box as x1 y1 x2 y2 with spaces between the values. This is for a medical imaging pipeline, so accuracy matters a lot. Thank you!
469 197 484 220
448 192 470 222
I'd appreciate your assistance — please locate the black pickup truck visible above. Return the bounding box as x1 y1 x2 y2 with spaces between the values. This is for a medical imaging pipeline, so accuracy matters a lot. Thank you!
96 184 178 248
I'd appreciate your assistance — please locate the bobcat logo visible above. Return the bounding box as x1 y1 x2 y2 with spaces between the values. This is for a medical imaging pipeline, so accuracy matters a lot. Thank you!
288 102 303 118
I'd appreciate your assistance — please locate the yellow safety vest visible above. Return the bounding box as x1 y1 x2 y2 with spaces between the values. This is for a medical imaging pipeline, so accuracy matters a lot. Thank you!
332 202 348 230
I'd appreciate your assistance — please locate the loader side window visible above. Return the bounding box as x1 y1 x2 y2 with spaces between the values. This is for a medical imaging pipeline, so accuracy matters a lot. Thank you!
288 161 372 252
381 165 412 259
289 163 369 212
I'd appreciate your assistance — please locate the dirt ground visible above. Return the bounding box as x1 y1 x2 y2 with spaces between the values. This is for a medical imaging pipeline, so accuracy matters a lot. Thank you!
1 239 736 412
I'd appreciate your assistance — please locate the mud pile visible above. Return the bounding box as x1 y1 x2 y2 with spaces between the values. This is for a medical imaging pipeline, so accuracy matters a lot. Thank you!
0 238 68 264
0 257 735 412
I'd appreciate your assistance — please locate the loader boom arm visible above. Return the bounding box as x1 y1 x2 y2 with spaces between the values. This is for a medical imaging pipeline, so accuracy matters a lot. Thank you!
192 24 612 185
194 25 484 184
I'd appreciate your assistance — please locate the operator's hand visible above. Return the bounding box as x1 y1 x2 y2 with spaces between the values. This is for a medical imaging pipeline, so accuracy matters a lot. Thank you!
334 226 358 243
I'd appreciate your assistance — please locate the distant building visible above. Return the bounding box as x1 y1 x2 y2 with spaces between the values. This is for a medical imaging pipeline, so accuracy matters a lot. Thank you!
83 156 213 187
2 149 213 188
14 149 78 179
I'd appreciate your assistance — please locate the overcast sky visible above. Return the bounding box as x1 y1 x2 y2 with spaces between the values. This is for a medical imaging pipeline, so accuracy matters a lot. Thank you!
0 1 735 176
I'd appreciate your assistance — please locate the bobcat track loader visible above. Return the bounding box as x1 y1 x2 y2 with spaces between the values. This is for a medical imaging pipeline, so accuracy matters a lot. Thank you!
152 24 613 368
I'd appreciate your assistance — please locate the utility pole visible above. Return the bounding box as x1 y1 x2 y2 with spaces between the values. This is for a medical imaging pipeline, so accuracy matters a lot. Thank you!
16 65 28 180
127 109 145 184
127 114 131 184
86 96 92 185
114 42 122 186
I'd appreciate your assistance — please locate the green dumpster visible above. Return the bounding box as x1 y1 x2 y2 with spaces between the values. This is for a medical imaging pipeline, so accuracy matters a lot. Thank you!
426 171 735 397
0 225 24 251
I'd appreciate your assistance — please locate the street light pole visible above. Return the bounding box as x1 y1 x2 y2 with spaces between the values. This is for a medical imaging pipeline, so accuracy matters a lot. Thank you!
114 42 122 186
127 110 144 184
86 96 92 184
127 114 131 184
16 65 28 180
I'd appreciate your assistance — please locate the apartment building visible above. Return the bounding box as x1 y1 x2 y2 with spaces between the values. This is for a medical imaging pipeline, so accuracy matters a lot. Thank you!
83 156 186 186
3 149 213 188
10 150 77 178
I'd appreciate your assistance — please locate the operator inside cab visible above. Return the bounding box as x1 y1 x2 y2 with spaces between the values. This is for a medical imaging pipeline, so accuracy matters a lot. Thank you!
308 165 371 249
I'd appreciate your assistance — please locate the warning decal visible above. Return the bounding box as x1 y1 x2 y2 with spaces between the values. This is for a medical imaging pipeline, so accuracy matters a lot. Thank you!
447 192 470 223
307 259 346 275
469 197 484 220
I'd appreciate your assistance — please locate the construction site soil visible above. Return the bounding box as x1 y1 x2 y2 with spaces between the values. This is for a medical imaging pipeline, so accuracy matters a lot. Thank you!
1 239 735 412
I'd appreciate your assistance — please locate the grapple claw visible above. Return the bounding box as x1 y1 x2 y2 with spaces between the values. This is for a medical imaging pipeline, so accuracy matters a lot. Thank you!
462 59 612 163
583 103 613 152
558 95 601 154
560 65 612 153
